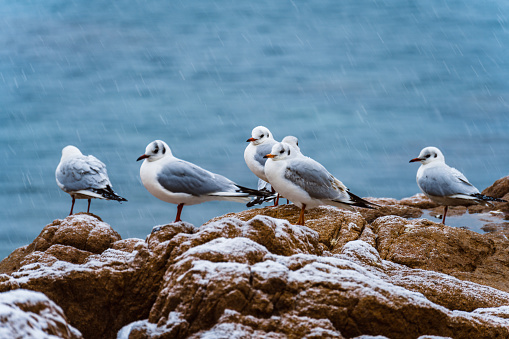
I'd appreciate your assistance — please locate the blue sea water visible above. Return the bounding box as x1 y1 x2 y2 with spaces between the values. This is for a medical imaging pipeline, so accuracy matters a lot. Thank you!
1 0 509 260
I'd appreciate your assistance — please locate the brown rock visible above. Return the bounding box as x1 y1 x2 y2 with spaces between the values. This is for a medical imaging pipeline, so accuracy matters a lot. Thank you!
482 176 509 198
0 289 82 338
0 214 120 275
358 197 424 222
51 213 121 253
124 229 509 339
0 215 197 339
5 177 509 339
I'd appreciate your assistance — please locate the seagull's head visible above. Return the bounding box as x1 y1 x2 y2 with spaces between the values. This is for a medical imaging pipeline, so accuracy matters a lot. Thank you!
281 135 300 152
246 126 273 146
137 140 171 162
264 142 293 161
61 145 82 159
409 146 445 165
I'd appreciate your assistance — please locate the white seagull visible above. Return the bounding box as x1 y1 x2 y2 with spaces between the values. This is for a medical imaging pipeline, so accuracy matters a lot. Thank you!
250 135 301 207
410 146 506 224
137 140 269 223
257 135 300 192
264 142 376 225
244 126 277 183
56 145 127 215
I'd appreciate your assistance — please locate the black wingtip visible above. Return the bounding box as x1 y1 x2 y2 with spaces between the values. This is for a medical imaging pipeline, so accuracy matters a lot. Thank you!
471 193 507 203
235 185 273 197
246 194 277 207
346 191 380 209
92 186 127 202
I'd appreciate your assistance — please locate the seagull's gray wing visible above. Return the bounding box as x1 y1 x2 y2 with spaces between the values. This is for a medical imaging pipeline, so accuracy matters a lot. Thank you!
418 165 480 197
157 160 238 196
284 157 345 200
56 155 111 192
254 141 276 167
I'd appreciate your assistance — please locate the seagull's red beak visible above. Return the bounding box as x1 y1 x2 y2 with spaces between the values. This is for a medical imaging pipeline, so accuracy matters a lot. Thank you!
246 137 257 142
264 154 275 158
137 154 149 161
409 158 422 163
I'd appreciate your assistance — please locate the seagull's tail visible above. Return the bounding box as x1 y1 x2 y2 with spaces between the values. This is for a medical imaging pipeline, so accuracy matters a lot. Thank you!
234 185 276 207
92 186 127 202
235 185 272 197
246 193 278 207
333 191 379 209
471 193 507 205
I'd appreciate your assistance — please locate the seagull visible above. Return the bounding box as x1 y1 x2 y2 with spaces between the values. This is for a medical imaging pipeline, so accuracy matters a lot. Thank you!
257 135 300 193
244 126 277 183
281 135 300 153
137 140 270 223
410 146 506 224
56 145 127 215
249 134 301 207
264 142 376 225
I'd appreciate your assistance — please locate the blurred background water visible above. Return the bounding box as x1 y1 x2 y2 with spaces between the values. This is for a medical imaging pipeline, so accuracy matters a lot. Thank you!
1 0 508 259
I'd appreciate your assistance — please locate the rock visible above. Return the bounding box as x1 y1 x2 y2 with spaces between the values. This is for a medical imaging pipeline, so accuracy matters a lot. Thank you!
0 213 121 275
482 176 509 199
123 232 509 339
0 214 188 339
0 289 82 338
370 215 509 294
4 178 509 338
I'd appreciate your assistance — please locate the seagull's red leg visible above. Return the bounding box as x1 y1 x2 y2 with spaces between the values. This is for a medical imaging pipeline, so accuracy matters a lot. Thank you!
69 197 75 216
297 204 306 225
175 203 184 222
87 199 91 213
442 206 448 224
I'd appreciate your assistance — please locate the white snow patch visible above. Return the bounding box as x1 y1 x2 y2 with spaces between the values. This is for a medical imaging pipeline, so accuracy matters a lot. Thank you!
176 237 268 262
0 289 81 338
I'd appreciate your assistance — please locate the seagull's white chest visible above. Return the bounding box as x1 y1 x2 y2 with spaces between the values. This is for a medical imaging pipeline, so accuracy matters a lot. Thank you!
140 159 195 205
265 159 313 209
244 143 267 181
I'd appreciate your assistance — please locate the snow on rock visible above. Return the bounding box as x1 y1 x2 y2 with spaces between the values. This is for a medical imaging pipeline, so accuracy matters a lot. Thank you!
126 218 509 338
3 198 509 338
0 289 82 338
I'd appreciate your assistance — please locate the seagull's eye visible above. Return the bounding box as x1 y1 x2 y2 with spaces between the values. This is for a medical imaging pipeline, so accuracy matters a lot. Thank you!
425 154 430 158
279 149 284 154
260 134 264 138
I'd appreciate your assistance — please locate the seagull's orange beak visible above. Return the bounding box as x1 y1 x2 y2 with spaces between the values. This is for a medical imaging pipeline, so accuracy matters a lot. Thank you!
246 137 257 142
409 158 422 163
137 154 149 161
264 154 275 158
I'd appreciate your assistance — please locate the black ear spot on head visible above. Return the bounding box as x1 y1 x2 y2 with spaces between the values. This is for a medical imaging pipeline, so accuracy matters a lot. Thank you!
162 145 166 154
434 154 437 158
288 150 291 155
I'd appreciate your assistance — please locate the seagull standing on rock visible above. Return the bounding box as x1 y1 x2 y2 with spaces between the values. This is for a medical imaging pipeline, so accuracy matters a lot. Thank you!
137 140 269 223
264 142 376 226
410 146 506 224
56 145 127 215
244 126 278 184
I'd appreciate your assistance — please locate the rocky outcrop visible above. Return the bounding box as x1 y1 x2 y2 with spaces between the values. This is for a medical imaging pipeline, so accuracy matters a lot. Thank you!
0 289 82 338
1 187 509 338
0 213 177 339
